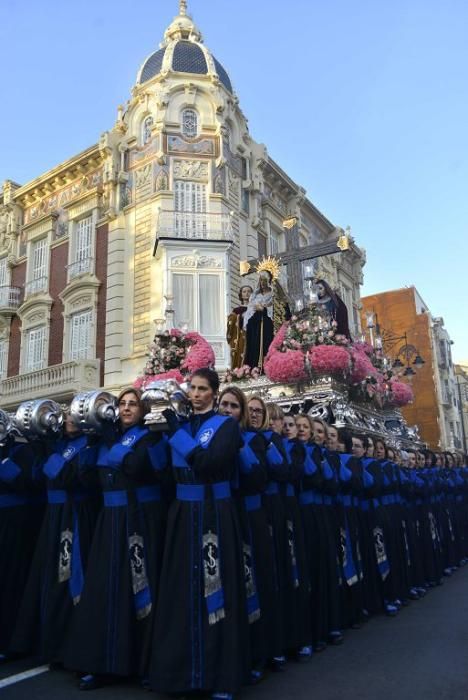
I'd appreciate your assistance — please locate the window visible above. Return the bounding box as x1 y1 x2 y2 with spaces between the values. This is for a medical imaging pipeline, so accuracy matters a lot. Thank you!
182 109 198 138
174 181 207 238
142 115 153 145
26 326 46 372
69 215 93 278
26 238 48 295
269 229 283 255
0 338 7 379
0 258 8 287
241 188 250 214
69 309 93 361
173 273 223 337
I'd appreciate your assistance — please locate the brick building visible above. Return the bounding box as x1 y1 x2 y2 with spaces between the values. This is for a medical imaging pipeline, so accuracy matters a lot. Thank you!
361 286 460 450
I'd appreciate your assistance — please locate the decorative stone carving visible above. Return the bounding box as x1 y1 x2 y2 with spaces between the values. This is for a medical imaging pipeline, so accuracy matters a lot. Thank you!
155 169 169 192
168 136 215 155
135 163 152 188
173 160 208 181
214 169 225 195
171 254 222 269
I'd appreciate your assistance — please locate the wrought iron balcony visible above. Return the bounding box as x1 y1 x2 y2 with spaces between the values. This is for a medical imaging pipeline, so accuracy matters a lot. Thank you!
25 276 48 297
67 257 94 281
0 286 22 311
157 210 233 241
0 359 101 409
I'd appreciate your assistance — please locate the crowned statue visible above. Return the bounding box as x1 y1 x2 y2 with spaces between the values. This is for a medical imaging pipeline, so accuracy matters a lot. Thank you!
242 257 290 371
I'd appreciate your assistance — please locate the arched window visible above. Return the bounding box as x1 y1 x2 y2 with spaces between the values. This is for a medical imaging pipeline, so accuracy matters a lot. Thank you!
182 109 198 138
142 115 153 145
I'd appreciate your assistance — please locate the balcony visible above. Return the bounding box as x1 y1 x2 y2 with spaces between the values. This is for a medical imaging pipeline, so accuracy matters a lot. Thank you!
0 359 101 410
0 286 22 312
67 257 94 281
25 276 48 297
157 211 233 241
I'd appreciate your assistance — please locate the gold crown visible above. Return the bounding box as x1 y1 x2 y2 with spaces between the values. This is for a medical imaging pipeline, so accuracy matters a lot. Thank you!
256 256 280 282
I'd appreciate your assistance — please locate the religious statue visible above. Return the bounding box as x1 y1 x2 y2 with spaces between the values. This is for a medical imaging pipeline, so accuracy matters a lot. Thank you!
314 278 351 338
226 285 253 369
242 257 290 371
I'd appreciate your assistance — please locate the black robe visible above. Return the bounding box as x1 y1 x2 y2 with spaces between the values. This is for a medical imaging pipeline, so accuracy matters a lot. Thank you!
64 425 168 678
149 411 249 695
10 434 101 662
0 440 44 652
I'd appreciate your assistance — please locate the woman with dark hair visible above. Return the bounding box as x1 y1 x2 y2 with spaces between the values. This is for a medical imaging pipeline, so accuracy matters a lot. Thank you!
218 387 282 682
64 388 168 690
150 369 249 700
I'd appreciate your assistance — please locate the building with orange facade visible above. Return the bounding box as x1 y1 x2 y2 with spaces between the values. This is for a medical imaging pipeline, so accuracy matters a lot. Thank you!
361 286 461 451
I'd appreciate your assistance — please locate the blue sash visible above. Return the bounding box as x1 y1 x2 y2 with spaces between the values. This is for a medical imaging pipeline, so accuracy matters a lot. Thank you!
170 415 230 627
101 425 153 620
340 516 358 586
338 453 352 483
106 425 149 469
170 415 228 469
0 443 25 484
44 435 89 480
239 431 260 474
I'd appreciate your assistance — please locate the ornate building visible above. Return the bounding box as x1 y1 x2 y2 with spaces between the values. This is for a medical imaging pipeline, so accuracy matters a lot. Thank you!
0 2 365 408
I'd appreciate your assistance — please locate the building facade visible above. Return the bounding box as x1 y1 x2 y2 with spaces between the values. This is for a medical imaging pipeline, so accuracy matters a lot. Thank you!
0 2 365 409
454 364 468 453
361 287 461 450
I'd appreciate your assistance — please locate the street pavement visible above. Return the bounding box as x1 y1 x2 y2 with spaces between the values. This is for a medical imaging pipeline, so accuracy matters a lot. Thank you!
2 564 468 700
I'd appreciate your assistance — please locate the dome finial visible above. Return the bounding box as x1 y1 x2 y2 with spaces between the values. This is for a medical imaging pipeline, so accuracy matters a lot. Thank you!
164 0 202 43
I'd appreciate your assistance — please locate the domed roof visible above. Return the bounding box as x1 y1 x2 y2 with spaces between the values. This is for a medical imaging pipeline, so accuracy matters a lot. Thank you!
136 3 233 93
137 41 233 93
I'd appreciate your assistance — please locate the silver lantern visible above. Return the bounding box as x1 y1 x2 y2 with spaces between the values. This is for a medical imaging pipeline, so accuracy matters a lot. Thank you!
14 399 64 439
70 391 119 433
141 379 191 430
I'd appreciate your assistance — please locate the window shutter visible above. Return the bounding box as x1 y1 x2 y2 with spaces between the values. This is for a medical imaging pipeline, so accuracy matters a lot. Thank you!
0 339 7 378
32 239 48 280
26 326 46 372
70 310 92 360
0 258 8 287
75 216 93 262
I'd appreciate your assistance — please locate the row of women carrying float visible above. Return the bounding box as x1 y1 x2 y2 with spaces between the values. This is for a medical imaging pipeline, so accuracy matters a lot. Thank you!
1 369 468 699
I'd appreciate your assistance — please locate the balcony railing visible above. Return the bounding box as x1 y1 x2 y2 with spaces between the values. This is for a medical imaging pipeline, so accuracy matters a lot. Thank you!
0 286 22 310
67 257 94 281
25 276 48 297
0 359 101 409
157 211 233 241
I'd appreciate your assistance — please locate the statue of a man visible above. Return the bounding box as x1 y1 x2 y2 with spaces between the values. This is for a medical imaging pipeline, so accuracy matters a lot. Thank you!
226 284 253 369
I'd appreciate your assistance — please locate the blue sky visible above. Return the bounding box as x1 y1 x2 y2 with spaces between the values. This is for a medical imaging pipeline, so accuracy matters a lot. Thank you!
1 0 467 360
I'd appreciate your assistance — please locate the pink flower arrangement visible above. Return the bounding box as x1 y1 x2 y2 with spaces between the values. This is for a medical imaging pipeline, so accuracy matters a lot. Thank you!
181 332 215 373
264 348 307 383
265 324 288 361
224 365 261 384
350 347 376 383
309 344 351 375
388 380 414 407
